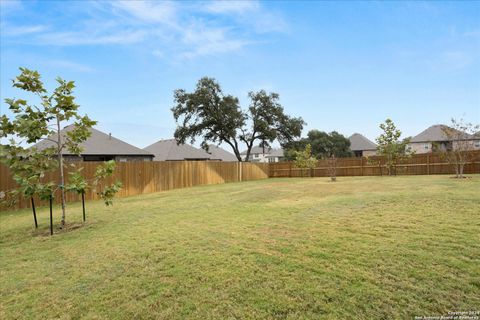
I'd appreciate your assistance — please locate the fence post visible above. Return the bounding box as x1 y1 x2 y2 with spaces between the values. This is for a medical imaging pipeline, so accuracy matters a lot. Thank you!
427 154 430 175
289 163 292 178
239 162 243 182
361 157 364 176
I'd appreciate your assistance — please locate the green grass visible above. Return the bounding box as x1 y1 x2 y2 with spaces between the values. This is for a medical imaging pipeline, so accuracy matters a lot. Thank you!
1 175 479 319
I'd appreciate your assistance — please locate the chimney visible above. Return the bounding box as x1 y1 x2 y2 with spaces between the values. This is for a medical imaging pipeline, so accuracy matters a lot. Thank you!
109 133 111 140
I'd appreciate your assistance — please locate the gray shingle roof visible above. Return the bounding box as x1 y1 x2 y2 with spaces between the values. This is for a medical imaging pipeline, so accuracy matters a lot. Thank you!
410 125 473 143
265 148 284 158
144 139 211 161
240 146 271 155
349 133 377 151
32 126 153 156
207 144 238 161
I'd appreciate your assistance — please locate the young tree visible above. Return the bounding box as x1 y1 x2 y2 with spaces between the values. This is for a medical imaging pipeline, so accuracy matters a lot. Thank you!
1 68 96 227
441 118 479 178
293 144 318 177
67 161 122 221
172 77 304 162
0 144 56 228
326 156 338 182
375 119 412 176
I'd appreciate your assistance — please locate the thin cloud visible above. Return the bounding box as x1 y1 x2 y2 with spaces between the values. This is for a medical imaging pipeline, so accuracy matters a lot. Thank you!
2 0 288 59
43 59 95 73
204 1 260 14
111 1 178 26
1 24 49 36
435 51 474 70
37 29 147 46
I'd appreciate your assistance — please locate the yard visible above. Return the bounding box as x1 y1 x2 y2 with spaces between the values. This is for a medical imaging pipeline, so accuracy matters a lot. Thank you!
0 175 479 319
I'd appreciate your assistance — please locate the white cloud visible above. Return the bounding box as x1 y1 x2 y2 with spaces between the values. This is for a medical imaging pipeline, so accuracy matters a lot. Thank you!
37 29 147 46
1 24 49 36
2 0 288 60
111 1 178 26
179 23 249 58
204 1 259 14
43 59 95 73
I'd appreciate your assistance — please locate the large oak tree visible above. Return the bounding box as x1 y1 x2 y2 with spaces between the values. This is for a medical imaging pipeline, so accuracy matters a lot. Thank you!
171 77 304 161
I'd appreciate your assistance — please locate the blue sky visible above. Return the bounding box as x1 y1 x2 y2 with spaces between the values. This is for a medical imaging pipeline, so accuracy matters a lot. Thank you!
1 0 479 149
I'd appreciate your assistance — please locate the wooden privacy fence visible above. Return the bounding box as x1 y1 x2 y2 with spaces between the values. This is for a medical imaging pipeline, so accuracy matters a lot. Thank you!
269 151 480 178
0 161 269 210
2 151 479 210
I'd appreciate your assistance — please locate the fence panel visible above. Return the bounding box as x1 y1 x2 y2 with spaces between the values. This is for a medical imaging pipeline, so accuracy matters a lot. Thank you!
0 161 269 210
269 151 480 178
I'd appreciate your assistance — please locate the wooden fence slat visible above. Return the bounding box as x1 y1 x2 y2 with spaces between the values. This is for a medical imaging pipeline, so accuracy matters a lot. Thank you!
0 161 269 210
269 151 480 178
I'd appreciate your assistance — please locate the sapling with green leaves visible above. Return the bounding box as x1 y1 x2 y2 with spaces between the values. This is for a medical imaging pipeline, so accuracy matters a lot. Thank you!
36 182 55 235
441 118 480 178
375 119 412 176
92 160 123 206
65 161 121 221
1 68 96 227
293 144 318 177
66 167 88 221
0 144 56 228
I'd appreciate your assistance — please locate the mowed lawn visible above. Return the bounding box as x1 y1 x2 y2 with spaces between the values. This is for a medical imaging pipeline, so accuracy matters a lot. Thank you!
0 176 479 319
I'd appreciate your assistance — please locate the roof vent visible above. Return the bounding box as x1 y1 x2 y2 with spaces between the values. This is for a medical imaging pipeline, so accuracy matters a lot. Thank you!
109 133 112 140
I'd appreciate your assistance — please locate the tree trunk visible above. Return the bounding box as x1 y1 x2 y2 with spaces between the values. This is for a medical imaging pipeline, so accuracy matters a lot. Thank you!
56 116 67 227
245 143 254 162
459 163 464 179
49 196 53 236
31 197 38 229
82 192 86 222
224 139 242 162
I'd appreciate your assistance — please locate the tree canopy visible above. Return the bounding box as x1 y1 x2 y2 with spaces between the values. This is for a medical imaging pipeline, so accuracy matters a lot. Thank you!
172 77 304 161
285 130 352 160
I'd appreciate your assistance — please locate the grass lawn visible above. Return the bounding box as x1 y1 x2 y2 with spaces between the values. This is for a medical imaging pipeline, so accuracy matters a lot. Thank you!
0 175 479 319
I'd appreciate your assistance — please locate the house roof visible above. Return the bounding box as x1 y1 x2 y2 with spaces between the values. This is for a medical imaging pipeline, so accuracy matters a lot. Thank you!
410 125 473 143
240 145 271 155
349 133 377 151
32 126 153 156
265 148 284 158
207 144 238 161
144 139 211 161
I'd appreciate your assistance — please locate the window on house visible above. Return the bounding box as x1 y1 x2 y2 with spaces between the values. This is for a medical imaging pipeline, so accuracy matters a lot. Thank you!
424 144 429 150
475 141 480 148
83 155 115 162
